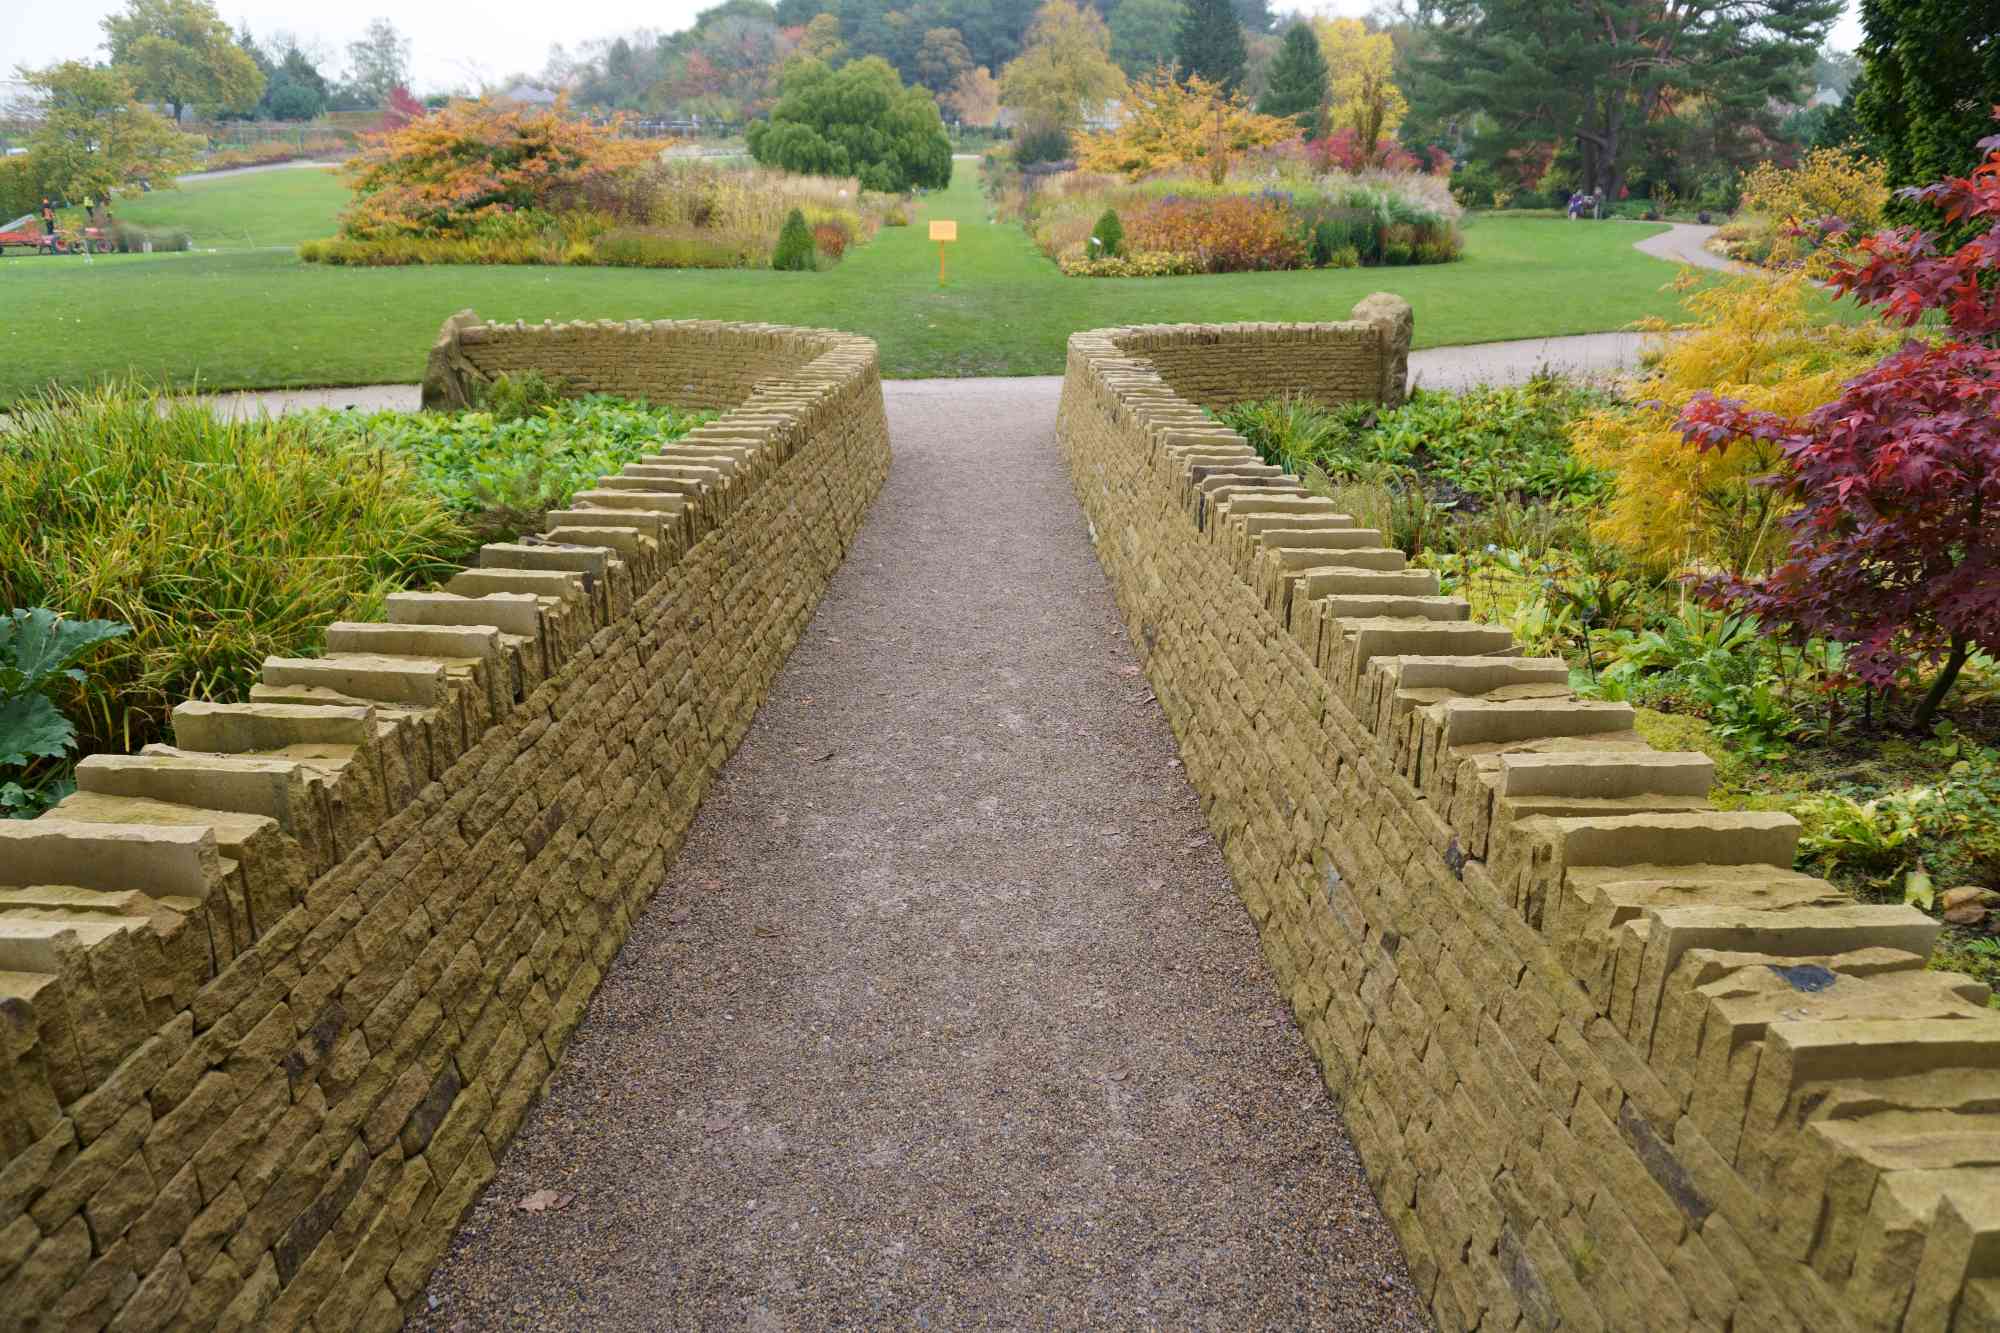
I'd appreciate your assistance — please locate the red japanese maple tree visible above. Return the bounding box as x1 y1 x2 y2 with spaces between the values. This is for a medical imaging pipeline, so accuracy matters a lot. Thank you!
1678 111 2000 727
379 84 427 133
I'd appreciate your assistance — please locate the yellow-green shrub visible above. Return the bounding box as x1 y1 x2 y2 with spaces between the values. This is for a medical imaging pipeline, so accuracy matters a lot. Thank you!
1570 273 1902 574
1732 146 1890 270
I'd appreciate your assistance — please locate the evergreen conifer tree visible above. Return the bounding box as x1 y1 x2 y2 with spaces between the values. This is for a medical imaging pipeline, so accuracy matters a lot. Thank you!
1855 0 2000 226
1259 23 1328 132
1175 0 1247 92
772 209 817 271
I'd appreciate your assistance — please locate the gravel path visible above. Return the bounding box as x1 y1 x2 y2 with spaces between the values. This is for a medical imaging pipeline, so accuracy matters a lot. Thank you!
411 377 1429 1331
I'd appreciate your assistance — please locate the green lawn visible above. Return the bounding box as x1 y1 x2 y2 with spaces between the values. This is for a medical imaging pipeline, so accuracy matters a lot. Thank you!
0 166 1707 402
109 166 350 250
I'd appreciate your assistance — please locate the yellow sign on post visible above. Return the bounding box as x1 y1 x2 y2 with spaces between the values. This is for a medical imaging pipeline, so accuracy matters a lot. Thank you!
929 219 957 286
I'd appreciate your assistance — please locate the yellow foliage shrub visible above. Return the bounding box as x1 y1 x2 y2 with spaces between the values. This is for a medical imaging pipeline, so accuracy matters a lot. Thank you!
1570 273 1903 575
1075 70 1294 185
1734 145 1890 270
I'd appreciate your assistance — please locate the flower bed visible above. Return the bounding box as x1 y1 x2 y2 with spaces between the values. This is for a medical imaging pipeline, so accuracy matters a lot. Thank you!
993 154 1462 276
298 99 895 271
1214 363 2000 999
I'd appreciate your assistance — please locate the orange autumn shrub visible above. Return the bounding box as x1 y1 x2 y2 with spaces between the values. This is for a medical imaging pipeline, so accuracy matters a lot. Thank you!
1126 193 1307 271
339 96 659 240
811 220 849 258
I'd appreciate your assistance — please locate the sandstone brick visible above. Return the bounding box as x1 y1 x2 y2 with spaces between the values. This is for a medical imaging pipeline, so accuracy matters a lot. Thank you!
48 1231 138 1330
120 1163 198 1277
70 1016 190 1148
0 1117 76 1222
106 1247 187 1333
0 1214 88 1319
34 1100 150 1234
209 1253 274 1333
83 1148 157 1253
182 1179 246 1277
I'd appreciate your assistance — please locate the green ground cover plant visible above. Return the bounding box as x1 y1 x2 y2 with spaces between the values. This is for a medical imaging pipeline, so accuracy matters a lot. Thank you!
1220 378 1609 506
0 169 1706 401
308 384 714 545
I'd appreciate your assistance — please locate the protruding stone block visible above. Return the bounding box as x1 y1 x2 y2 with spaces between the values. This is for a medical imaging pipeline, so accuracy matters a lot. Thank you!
171 701 376 753
1501 751 1715 799
323 623 502 662
0 820 222 900
262 654 450 708
386 590 541 639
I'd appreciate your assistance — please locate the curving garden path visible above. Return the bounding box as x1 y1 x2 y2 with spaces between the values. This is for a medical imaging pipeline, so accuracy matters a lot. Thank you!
1632 221 1741 273
407 377 1432 1330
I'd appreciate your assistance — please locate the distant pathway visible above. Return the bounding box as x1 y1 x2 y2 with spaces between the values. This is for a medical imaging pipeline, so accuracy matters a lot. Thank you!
409 377 1431 1330
1631 221 1743 274
177 159 342 183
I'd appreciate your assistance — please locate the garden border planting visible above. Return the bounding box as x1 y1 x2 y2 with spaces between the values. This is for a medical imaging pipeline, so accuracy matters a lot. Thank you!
1056 300 2000 1332
0 315 890 1330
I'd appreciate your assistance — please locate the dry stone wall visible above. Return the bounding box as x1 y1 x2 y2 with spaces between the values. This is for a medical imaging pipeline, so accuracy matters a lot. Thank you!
1056 304 2000 1333
421 310 850 411
0 316 891 1332
1116 295 1413 411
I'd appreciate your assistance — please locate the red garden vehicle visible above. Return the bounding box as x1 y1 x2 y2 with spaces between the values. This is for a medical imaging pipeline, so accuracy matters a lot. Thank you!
0 213 69 255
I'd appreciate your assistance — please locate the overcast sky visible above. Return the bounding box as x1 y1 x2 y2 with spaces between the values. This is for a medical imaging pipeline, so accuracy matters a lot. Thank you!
6 0 1865 94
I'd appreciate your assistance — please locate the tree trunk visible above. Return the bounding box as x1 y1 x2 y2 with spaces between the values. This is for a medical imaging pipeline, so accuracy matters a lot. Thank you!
1912 634 1971 730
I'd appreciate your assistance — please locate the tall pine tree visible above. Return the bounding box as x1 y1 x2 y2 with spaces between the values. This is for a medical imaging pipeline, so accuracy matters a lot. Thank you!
1175 0 1246 92
1259 22 1328 131
1409 0 1836 204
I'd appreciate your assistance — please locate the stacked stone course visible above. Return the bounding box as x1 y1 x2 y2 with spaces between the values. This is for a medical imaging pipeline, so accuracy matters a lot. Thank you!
0 316 891 1330
1056 300 2000 1332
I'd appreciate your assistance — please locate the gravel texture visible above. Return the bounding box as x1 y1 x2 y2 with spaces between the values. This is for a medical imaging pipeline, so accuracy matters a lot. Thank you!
411 377 1429 1331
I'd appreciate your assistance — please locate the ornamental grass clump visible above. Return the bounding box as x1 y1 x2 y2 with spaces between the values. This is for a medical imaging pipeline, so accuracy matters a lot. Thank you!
0 385 470 757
